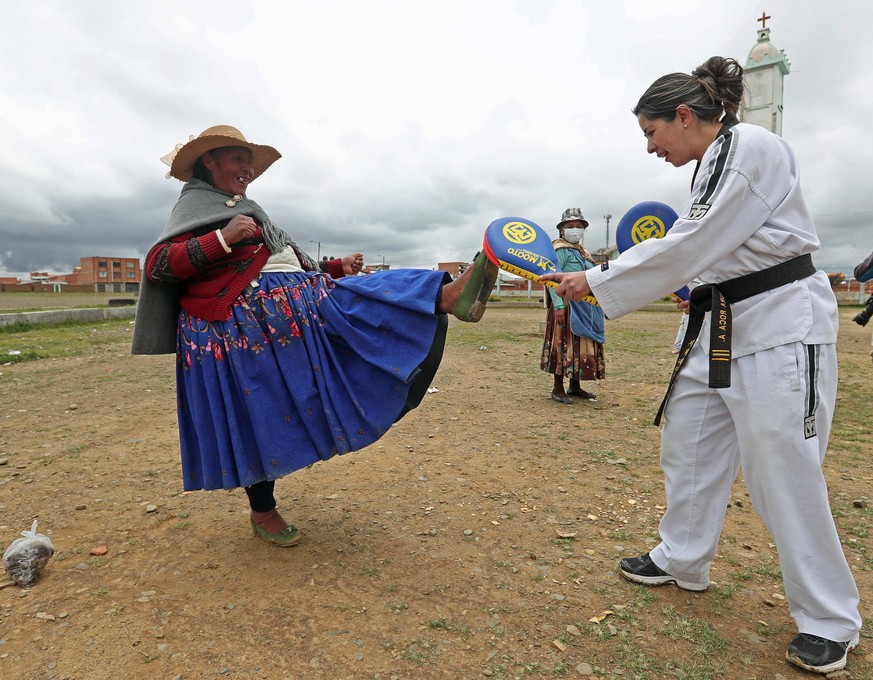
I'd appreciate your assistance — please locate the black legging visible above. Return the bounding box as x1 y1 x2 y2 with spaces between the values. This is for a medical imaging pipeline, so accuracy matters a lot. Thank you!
245 480 276 512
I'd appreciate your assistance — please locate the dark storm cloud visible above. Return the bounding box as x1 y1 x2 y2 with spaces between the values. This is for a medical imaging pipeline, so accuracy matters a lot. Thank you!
0 186 171 275
2 1 872 278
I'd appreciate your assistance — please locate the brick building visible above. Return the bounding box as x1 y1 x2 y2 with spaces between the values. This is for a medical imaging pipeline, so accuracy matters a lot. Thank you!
65 256 142 293
437 261 469 278
0 257 142 293
437 260 547 295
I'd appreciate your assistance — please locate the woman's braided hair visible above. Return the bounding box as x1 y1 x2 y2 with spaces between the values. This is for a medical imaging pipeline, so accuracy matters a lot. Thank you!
632 56 744 123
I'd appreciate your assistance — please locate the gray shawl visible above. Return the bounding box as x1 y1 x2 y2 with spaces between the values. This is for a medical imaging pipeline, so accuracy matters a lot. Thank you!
130 180 309 355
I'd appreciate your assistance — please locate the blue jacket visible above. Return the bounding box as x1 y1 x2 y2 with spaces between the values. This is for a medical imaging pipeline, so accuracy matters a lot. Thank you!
548 243 605 344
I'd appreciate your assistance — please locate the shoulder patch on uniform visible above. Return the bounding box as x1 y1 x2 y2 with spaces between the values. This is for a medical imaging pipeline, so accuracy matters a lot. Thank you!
600 262 609 271
686 203 711 220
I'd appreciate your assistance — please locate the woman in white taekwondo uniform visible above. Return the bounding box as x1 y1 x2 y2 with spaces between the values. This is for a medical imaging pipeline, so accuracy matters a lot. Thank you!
542 56 861 674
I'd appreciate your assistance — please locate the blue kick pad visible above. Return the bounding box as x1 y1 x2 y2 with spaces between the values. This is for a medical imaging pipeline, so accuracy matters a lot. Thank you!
615 201 689 300
483 217 561 288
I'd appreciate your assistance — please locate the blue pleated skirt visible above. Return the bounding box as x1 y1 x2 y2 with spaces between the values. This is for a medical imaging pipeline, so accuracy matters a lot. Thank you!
175 269 448 491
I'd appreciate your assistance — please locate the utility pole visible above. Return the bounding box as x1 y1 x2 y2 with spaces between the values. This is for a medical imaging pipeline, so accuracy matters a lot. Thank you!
604 213 612 250
309 241 321 260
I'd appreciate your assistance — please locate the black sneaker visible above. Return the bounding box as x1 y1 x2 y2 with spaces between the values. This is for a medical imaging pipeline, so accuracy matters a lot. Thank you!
786 631 859 674
618 553 709 592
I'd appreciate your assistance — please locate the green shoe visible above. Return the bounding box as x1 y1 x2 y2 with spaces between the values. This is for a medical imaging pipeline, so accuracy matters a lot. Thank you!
452 252 499 322
251 519 301 547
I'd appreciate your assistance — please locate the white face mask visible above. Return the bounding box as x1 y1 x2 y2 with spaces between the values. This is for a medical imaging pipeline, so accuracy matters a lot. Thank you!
562 228 584 244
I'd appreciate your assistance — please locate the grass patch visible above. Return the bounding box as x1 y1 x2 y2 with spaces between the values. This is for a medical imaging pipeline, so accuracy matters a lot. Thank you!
403 638 437 665
0 304 118 314
447 325 534 347
603 326 666 356
670 659 730 679
658 606 728 656
0 318 133 363
615 641 662 678
0 349 42 364
710 581 740 605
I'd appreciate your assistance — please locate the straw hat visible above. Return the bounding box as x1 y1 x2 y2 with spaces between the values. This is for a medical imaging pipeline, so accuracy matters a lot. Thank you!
160 125 281 182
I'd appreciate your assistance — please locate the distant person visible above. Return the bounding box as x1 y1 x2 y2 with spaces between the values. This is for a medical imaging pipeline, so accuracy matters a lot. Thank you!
543 57 861 674
131 125 497 547
853 249 873 363
540 208 605 403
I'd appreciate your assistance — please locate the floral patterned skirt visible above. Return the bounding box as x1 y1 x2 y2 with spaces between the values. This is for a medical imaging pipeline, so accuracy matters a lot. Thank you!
540 299 606 381
175 269 448 491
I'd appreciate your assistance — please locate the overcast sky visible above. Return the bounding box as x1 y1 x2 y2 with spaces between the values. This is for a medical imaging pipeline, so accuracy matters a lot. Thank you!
2 0 872 279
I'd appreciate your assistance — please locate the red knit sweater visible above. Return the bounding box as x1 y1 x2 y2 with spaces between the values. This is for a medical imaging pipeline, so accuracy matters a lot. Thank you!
146 224 345 321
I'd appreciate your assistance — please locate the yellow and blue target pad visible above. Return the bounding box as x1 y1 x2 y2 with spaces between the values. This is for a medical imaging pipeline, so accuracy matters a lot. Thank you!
615 201 689 300
483 217 561 288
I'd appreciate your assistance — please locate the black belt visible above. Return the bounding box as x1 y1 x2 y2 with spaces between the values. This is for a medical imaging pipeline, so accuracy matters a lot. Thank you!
654 254 817 426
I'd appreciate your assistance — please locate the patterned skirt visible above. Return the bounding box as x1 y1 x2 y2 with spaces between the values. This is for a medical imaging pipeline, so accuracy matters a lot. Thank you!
540 299 606 381
175 269 448 491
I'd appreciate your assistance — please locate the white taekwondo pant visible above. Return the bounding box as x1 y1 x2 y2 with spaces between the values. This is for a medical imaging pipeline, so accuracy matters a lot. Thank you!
650 340 861 641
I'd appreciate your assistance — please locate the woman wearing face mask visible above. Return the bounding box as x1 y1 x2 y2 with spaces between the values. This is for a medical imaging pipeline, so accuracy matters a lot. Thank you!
540 208 605 403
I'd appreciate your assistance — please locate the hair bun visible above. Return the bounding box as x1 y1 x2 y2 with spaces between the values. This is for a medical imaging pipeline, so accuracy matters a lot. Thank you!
633 55 745 123
694 57 743 114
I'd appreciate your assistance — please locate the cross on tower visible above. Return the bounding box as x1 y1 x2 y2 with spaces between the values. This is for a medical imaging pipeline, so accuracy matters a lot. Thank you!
758 11 771 28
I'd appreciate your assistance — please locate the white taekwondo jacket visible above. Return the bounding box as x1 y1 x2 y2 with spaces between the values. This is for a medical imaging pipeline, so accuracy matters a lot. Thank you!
587 122 838 359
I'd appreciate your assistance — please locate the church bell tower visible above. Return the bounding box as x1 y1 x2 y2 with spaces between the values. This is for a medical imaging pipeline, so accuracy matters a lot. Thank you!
741 12 790 136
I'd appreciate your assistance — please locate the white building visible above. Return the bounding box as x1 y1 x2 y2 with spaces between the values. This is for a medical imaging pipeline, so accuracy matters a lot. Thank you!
741 13 790 136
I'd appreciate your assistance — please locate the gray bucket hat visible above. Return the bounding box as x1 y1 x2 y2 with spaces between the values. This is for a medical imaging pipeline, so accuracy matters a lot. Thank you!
557 208 589 229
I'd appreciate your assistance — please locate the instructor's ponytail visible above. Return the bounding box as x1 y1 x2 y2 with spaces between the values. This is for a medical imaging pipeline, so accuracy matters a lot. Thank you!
633 56 744 124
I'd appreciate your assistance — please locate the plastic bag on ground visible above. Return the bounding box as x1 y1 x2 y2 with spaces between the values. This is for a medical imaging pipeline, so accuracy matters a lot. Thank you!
3 520 55 587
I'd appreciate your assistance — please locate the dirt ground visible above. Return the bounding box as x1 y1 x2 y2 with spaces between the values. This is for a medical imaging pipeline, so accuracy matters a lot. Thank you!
0 301 871 680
